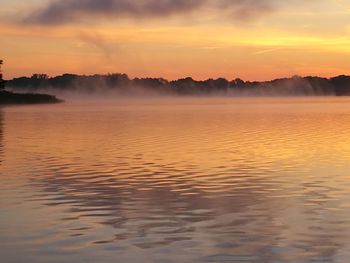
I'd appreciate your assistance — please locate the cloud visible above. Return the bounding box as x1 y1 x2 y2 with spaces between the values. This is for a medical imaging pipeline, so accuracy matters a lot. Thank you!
78 32 120 59
24 0 277 25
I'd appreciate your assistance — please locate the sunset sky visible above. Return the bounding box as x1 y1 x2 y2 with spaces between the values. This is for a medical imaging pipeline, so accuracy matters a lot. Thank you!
1 0 350 80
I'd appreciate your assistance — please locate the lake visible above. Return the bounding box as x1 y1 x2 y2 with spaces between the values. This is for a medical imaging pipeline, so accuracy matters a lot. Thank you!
1 97 350 263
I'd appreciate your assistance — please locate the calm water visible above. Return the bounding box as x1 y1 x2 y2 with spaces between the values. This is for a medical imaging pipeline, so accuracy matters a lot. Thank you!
2 98 350 263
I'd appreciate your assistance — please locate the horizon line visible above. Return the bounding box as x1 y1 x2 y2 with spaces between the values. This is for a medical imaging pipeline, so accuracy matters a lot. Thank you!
5 72 350 83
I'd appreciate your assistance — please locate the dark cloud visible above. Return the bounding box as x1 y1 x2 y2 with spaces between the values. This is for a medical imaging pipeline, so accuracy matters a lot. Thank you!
24 0 277 25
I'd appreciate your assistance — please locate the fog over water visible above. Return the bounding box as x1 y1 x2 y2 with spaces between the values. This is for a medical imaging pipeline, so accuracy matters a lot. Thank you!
7 74 350 99
2 97 350 263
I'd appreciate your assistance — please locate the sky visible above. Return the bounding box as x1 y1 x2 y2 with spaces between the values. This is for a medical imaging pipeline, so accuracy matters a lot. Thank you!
0 0 350 81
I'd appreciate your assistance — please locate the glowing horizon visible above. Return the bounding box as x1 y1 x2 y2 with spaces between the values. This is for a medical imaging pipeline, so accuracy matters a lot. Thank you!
1 0 350 81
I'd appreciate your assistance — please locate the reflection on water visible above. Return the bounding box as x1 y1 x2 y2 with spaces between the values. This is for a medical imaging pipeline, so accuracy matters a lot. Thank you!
2 98 350 263
0 111 3 165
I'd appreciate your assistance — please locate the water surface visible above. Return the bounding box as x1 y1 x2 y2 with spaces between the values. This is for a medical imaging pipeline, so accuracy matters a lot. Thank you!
2 98 350 263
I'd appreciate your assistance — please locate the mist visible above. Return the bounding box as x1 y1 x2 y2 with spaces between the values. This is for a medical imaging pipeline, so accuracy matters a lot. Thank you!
6 73 350 102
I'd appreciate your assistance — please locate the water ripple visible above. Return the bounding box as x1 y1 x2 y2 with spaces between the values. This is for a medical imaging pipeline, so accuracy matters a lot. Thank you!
2 98 350 262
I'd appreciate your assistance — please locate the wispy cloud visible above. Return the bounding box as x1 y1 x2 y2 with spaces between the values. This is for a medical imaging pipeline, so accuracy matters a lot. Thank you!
24 0 277 25
77 32 120 59
253 47 283 55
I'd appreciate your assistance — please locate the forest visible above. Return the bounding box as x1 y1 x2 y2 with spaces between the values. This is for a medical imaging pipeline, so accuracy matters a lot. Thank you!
6 73 350 96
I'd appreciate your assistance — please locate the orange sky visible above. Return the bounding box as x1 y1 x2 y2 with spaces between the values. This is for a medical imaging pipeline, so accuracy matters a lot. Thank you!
1 0 350 80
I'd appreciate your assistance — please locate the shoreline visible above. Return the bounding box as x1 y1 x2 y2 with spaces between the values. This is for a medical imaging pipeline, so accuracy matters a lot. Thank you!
0 90 63 105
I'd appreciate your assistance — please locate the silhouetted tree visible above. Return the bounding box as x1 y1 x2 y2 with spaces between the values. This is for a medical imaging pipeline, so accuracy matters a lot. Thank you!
231 78 245 88
106 73 130 90
31 74 49 80
0 60 5 90
330 75 350 96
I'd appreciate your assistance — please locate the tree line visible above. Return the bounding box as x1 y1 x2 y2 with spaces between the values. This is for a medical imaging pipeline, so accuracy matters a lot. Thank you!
5 73 350 96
